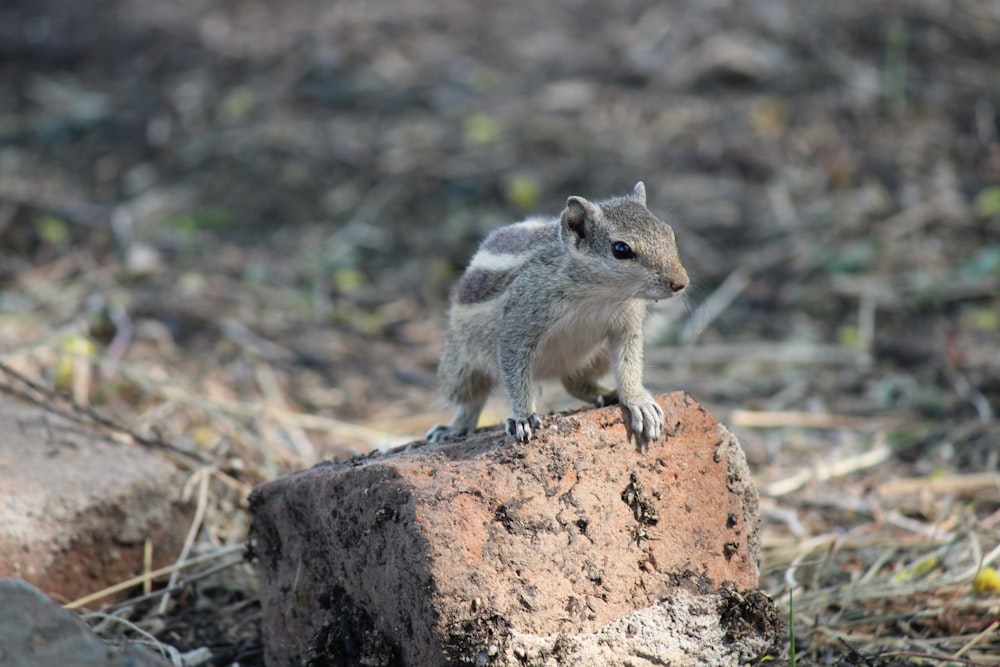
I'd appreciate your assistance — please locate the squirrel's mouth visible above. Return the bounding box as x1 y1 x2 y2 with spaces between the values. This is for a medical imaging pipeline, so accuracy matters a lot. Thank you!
643 286 677 301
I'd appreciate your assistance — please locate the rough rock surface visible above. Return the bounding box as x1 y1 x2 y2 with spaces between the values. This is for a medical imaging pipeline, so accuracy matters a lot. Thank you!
250 392 779 666
0 402 193 603
0 578 169 667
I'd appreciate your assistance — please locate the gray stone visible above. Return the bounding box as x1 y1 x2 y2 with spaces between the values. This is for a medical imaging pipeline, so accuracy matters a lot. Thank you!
0 578 169 667
0 402 193 603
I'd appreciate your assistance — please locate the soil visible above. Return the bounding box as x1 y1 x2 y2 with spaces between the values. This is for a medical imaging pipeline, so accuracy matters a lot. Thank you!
1 0 998 665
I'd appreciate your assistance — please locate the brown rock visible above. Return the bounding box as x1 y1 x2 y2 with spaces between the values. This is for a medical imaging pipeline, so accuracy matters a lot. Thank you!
250 392 778 666
0 402 193 604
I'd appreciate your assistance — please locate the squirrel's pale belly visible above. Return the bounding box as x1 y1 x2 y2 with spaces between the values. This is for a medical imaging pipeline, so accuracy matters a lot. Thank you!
532 297 635 378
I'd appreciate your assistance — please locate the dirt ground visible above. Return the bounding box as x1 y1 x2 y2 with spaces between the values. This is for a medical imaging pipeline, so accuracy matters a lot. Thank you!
1 0 998 665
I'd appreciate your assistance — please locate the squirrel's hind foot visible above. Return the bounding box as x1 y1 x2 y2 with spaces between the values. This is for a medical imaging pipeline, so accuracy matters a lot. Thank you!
595 390 619 407
426 424 462 443
426 402 484 443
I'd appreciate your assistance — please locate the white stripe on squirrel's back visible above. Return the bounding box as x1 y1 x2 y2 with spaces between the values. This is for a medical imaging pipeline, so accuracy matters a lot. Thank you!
456 218 556 305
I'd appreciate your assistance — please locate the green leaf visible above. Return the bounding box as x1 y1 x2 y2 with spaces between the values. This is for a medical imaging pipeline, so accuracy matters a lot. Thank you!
37 215 69 246
974 186 1000 217
333 267 366 293
217 86 257 123
463 113 503 145
505 175 541 211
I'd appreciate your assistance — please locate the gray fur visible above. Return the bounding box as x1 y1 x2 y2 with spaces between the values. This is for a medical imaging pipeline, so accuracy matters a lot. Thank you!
428 181 688 445
480 222 541 254
454 268 515 305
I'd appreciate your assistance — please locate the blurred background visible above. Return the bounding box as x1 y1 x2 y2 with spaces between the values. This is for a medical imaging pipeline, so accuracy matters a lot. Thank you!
1 0 998 664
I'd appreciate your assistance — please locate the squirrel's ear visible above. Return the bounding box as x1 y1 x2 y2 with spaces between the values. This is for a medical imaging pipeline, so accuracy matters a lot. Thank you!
563 196 599 241
633 181 647 205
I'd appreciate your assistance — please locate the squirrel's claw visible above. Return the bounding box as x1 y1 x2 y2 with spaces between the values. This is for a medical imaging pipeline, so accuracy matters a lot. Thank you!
595 389 619 408
505 413 542 442
621 397 664 444
426 425 447 443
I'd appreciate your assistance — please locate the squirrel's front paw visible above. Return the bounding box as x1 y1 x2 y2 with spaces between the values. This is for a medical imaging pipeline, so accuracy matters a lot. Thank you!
620 395 664 444
505 413 542 442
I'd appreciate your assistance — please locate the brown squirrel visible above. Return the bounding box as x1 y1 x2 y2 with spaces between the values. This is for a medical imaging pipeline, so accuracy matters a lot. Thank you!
428 182 688 444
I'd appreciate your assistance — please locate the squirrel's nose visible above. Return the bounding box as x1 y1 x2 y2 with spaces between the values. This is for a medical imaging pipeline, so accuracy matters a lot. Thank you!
669 280 687 293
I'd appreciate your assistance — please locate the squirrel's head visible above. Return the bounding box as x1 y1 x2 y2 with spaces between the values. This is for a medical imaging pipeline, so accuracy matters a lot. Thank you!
559 182 688 300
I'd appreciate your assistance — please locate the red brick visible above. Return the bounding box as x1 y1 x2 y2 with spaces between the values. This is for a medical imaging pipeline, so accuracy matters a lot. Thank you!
250 392 777 665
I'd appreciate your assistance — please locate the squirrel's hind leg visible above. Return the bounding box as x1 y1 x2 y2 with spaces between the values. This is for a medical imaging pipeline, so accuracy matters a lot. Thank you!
426 399 486 442
427 367 492 442
561 350 618 407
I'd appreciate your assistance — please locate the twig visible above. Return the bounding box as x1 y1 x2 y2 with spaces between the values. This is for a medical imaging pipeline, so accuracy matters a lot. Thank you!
881 651 995 666
679 267 750 343
648 341 859 366
760 502 807 537
101 554 248 612
767 181 799 230
0 359 207 466
221 318 297 364
731 409 901 430
64 544 245 610
143 539 153 596
81 612 183 666
958 542 1000 581
784 534 836 589
675 221 839 345
945 366 994 421
158 467 213 614
877 473 1000 501
92 356 412 449
0 173 111 226
881 510 957 542
831 272 1000 305
255 363 317 463
952 618 1000 660
763 440 891 496
878 200 943 240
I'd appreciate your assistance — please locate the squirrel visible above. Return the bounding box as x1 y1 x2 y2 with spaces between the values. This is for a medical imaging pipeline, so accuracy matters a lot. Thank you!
427 181 688 445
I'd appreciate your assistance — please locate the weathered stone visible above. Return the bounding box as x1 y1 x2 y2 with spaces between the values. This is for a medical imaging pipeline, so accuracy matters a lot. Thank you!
0 578 169 667
0 402 193 603
250 392 779 666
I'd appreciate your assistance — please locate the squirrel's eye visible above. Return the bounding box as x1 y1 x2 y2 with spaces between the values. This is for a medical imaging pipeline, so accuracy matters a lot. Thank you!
612 241 635 260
